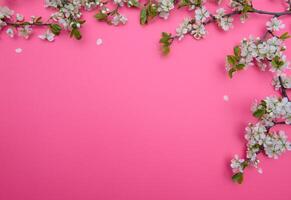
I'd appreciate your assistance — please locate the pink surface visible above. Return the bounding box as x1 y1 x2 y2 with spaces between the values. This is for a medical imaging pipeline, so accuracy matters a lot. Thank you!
0 1 291 200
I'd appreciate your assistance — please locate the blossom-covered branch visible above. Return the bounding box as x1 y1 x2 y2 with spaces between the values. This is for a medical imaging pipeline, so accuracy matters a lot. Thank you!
159 0 291 55
227 15 291 184
0 0 140 41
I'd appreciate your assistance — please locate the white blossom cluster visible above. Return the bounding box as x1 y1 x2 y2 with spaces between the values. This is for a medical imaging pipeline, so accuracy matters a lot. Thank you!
176 5 237 41
157 0 175 19
47 0 85 29
214 8 233 31
175 6 210 40
231 121 291 175
0 6 14 30
0 6 42 39
230 154 246 173
176 18 192 40
252 97 291 126
226 35 289 75
0 0 134 41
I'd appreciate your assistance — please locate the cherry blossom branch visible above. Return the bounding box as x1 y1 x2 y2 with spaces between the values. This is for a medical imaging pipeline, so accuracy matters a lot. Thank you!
160 1 291 55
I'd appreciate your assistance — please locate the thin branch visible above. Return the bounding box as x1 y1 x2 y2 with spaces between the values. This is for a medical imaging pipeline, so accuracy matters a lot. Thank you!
251 8 291 17
6 21 51 27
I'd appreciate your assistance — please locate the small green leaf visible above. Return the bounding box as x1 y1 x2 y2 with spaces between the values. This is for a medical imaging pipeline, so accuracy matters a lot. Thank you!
228 68 237 78
253 108 265 118
147 4 158 18
279 32 291 41
70 28 82 40
233 46 241 57
232 172 244 184
271 56 284 69
162 45 170 55
236 63 245 70
140 8 148 25
178 0 190 8
227 55 236 66
49 24 62 35
95 12 108 21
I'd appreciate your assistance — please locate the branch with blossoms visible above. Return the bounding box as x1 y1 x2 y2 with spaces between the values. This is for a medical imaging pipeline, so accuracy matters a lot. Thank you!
0 0 141 41
227 20 291 184
159 0 291 55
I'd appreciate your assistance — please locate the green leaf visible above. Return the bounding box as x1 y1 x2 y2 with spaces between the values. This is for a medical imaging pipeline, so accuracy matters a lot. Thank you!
236 63 245 70
253 108 265 118
227 55 236 66
160 32 171 43
95 12 108 21
147 4 158 18
178 0 190 8
232 172 244 184
242 4 253 13
228 68 236 78
140 8 148 25
162 45 170 55
271 56 284 69
279 32 291 41
233 46 241 57
70 28 82 40
49 24 62 35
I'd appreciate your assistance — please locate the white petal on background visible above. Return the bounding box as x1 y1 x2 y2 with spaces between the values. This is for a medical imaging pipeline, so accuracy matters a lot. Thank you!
15 48 23 54
223 95 229 102
96 38 103 46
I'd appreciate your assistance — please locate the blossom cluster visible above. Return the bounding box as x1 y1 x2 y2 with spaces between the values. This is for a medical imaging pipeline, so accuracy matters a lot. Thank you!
226 17 290 78
228 14 291 184
162 0 255 54
231 121 291 180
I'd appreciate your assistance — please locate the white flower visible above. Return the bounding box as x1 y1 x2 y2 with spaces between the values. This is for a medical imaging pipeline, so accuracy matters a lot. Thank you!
39 30 55 42
18 25 33 39
158 0 174 19
111 14 127 26
239 36 258 65
245 123 267 146
219 17 233 31
176 18 192 40
264 130 291 159
190 23 206 39
223 95 229 101
15 48 23 53
0 6 14 19
96 38 103 45
16 13 24 21
6 28 14 38
266 17 285 32
214 8 225 19
230 155 245 173
195 6 209 23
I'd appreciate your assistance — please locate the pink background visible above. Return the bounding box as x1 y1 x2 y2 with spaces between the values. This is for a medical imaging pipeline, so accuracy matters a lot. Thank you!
0 1 291 199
